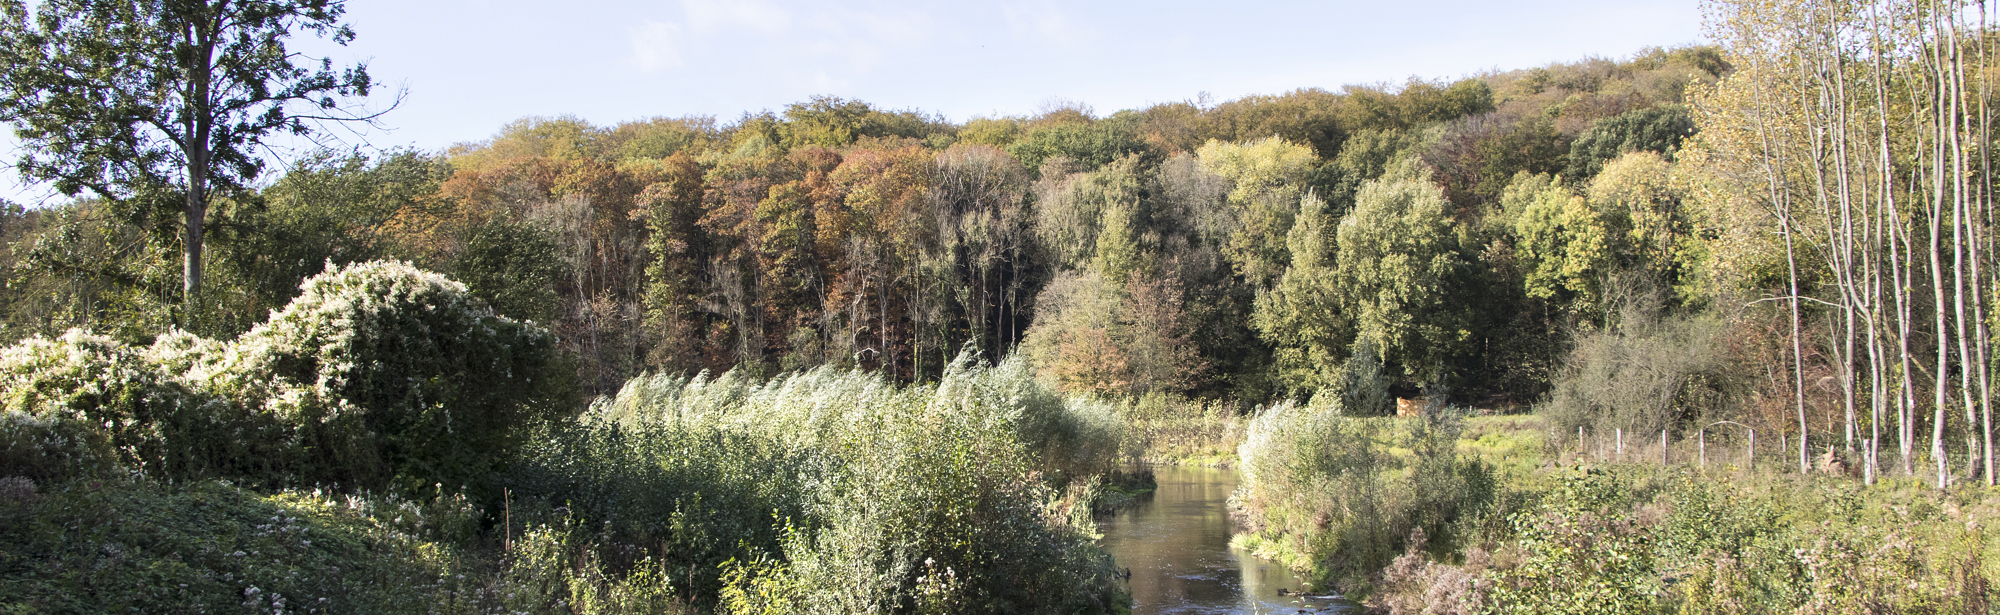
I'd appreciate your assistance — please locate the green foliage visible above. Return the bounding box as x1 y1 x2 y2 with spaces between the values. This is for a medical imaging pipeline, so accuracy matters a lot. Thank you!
607 116 722 161
1585 151 1708 307
1334 128 1428 182
780 96 948 150
1033 155 1148 271
1201 88 1347 157
958 117 1024 148
1335 160 1469 386
1115 392 1244 465
1253 192 1353 395
208 150 447 335
1342 78 1497 133
0 261 562 496
225 261 560 494
1475 466 2000 614
1426 111 1569 208
1505 172 1612 317
0 330 191 482
1487 467 1663 614
0 199 182 342
551 355 1126 613
1234 401 1496 596
0 478 471 614
0 0 377 303
1196 137 1324 290
1564 105 1695 182
1008 121 1152 175
452 217 566 323
1541 304 1743 438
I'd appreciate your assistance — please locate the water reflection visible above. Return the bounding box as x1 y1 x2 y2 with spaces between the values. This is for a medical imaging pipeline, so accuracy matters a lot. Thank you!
1096 465 1361 614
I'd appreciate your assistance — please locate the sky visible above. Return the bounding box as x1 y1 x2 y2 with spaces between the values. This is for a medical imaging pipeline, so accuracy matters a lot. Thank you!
5 0 1708 205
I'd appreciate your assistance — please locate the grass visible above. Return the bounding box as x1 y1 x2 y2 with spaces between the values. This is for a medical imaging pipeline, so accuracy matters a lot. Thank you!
1228 407 2000 613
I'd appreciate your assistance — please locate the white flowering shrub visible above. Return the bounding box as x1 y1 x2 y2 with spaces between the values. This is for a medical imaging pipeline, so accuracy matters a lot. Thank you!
0 330 176 480
0 261 560 494
223 261 559 493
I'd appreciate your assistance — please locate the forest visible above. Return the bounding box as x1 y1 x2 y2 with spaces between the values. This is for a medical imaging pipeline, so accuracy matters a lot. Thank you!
3 0 2000 613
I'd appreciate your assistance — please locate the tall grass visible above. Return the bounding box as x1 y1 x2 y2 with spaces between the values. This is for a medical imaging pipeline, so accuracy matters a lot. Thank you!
506 353 1128 614
1115 391 1246 465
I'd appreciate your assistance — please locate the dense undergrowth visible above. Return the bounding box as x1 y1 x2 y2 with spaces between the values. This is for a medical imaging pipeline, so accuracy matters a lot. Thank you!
1225 404 2000 613
0 261 1130 614
511 357 1128 613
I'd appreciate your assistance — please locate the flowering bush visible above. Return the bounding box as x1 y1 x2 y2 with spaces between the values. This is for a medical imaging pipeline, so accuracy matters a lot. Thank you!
225 261 559 493
0 261 560 494
0 329 179 480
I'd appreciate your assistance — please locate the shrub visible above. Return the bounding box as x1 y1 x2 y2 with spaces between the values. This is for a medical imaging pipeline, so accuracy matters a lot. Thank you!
1486 467 1663 615
0 261 562 495
1479 467 2000 613
0 329 290 483
223 260 561 494
0 478 466 614
1540 306 1741 439
528 353 1127 613
1234 399 1495 596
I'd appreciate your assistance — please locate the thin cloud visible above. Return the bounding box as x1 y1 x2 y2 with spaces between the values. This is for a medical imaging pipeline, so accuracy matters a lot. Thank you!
683 0 791 34
630 21 683 72
1000 1 1078 41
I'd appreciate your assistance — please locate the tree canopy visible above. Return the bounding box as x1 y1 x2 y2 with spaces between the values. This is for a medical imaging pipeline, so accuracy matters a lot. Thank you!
0 0 379 316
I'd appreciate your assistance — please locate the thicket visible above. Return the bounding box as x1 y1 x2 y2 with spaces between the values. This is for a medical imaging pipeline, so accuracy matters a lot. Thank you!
1385 463 2000 614
0 262 1132 613
1231 398 1498 596
510 356 1127 612
0 260 559 495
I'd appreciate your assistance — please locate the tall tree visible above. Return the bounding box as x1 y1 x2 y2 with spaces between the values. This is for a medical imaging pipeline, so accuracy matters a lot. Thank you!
0 0 381 314
1335 159 1469 389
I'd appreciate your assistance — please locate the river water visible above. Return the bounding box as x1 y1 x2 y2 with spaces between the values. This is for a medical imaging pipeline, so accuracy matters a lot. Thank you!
1097 465 1362 614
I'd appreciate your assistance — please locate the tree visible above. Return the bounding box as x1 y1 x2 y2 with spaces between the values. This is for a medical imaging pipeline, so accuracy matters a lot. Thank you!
1335 159 1467 388
1564 105 1695 182
0 0 382 314
1196 136 1322 289
1253 192 1351 395
1505 173 1612 319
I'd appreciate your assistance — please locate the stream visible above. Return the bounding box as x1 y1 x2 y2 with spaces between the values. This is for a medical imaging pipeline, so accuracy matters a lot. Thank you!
1097 465 1363 614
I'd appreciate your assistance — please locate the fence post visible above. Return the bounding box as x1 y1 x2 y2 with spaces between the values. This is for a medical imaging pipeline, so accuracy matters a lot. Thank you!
1699 429 1705 469
1617 427 1623 458
1662 430 1668 465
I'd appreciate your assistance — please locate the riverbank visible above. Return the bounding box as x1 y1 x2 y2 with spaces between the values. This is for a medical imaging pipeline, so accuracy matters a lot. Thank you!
1114 393 1248 468
1224 404 2000 612
0 268 1133 614
1098 464 1361 614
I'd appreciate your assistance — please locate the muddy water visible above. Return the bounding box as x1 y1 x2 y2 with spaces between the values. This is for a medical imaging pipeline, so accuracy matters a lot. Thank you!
1097 465 1362 614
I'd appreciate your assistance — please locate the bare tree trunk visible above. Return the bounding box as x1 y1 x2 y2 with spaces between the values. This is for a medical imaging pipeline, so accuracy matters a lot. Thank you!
1979 0 1997 486
1871 5 1919 476
1926 5 1954 487
1786 213 1812 474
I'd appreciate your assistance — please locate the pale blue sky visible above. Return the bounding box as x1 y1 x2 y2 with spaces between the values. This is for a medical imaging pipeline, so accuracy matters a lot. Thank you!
7 0 1706 204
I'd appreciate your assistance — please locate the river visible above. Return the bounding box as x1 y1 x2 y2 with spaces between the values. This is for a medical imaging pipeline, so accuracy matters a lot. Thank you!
1097 465 1363 614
